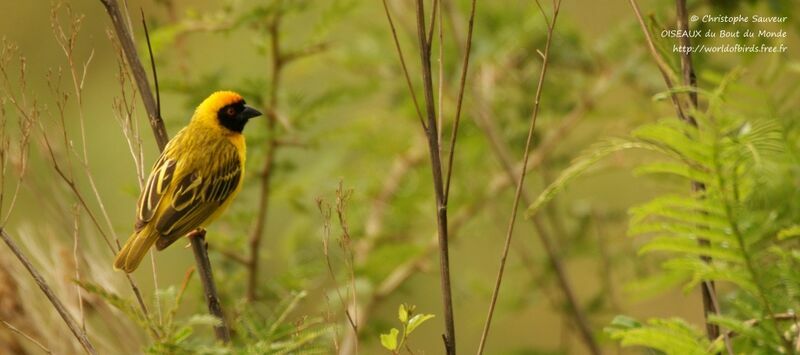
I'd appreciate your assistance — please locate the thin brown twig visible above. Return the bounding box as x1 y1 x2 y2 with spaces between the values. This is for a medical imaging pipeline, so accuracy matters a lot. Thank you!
476 1 564 353
341 56 614 352
1 320 52 354
188 230 231 343
436 0 444 153
140 9 164 327
381 0 426 129
99 0 167 149
442 0 478 203
335 184 359 341
626 0 686 123
245 6 327 302
316 198 358 337
140 9 160 119
0 229 96 354
472 66 600 354
246 12 282 303
413 0 456 352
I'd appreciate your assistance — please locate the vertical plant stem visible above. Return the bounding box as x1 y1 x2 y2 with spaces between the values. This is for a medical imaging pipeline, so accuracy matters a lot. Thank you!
247 12 282 302
473 73 599 354
100 0 230 341
626 0 686 123
628 0 729 346
673 0 725 345
443 0 478 203
476 1 563 353
99 0 167 149
0 228 97 354
189 230 231 343
413 1 456 352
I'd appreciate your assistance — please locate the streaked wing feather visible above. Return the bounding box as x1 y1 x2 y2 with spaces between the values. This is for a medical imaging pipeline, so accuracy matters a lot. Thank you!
135 155 176 232
155 151 241 250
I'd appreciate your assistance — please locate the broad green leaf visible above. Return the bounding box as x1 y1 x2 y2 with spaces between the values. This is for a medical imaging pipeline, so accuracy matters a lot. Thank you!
380 328 399 351
406 314 435 334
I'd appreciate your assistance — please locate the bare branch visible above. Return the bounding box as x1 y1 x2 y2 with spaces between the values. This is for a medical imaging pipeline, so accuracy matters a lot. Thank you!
442 0 478 203
0 229 96 354
381 0 426 129
188 230 230 343
413 0 456 351
477 1 568 353
98 0 168 149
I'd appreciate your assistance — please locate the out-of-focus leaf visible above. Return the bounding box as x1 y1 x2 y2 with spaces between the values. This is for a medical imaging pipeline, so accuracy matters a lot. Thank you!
380 328 399 351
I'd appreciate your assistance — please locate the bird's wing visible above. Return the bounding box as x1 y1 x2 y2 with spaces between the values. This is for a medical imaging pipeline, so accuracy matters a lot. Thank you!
154 148 242 250
135 153 177 232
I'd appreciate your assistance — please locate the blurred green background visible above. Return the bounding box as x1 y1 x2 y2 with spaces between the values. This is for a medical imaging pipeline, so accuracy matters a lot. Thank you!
1 0 799 354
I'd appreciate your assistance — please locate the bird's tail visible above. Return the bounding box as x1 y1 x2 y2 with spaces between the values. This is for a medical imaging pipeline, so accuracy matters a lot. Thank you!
113 228 159 273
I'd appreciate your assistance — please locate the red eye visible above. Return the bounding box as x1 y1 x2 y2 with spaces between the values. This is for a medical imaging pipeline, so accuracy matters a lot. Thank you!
226 107 236 116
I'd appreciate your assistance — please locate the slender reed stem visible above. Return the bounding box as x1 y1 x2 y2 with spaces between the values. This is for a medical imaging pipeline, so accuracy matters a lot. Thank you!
476 1 563 353
473 68 600 354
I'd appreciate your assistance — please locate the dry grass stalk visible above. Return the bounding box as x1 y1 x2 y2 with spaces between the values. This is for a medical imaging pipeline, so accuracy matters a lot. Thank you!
317 182 360 355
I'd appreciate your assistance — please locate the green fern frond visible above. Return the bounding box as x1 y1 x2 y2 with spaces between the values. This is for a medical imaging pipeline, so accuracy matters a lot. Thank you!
606 316 720 355
525 138 650 218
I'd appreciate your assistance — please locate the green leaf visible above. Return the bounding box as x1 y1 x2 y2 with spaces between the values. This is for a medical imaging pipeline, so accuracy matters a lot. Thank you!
639 236 744 263
633 122 712 168
398 304 408 323
607 317 710 355
380 328 399 351
629 222 733 245
406 314 435 334
777 225 800 240
609 315 642 329
634 161 713 185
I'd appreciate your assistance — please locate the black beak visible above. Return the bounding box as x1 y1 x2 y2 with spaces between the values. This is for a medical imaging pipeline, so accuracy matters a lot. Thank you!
240 105 262 120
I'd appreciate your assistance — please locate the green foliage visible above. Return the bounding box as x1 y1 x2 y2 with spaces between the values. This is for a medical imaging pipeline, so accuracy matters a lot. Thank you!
529 70 800 352
78 281 330 353
380 304 435 354
606 315 722 354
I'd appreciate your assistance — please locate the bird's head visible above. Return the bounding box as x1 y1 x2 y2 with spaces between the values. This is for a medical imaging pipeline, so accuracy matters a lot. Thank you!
193 91 262 133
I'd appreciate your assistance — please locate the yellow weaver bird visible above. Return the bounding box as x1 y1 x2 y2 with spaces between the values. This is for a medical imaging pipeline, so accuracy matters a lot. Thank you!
114 91 262 273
